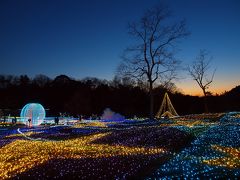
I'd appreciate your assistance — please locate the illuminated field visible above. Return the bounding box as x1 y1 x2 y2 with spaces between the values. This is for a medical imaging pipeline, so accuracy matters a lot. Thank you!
0 133 167 179
0 112 239 179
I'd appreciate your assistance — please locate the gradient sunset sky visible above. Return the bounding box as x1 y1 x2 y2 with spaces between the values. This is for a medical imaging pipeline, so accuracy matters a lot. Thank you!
0 0 239 96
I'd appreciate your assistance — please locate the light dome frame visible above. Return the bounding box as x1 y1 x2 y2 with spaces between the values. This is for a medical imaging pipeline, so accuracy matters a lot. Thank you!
20 103 46 126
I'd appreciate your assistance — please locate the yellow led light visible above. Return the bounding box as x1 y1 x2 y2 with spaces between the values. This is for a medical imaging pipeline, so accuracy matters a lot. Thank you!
0 132 166 179
203 145 240 169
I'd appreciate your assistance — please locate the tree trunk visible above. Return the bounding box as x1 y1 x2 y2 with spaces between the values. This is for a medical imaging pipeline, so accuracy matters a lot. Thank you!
149 81 154 120
203 90 209 113
204 96 208 113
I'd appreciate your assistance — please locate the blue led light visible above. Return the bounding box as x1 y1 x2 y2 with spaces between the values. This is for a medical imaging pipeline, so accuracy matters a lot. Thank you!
147 113 240 179
20 103 46 126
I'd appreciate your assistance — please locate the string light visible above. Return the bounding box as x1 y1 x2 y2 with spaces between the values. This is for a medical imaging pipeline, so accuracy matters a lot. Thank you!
156 92 178 118
0 131 167 179
203 145 240 168
0 112 239 179
148 112 240 179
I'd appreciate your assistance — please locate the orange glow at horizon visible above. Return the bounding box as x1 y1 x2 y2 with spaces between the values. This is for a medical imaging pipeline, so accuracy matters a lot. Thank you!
175 78 239 96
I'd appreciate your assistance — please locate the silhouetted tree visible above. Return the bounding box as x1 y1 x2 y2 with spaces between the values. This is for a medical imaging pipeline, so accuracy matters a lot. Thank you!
1 73 239 117
187 50 216 113
0 75 15 88
118 4 189 119
82 77 109 89
111 76 122 88
53 74 73 85
32 74 52 88
19 75 31 86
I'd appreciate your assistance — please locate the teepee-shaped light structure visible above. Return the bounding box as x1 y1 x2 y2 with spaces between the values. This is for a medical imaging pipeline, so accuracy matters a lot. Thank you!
156 92 178 118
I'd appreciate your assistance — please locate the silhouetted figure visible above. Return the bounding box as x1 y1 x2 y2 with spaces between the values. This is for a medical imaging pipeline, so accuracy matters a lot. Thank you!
54 117 59 125
12 117 17 124
28 118 31 127
78 115 82 121
12 116 17 124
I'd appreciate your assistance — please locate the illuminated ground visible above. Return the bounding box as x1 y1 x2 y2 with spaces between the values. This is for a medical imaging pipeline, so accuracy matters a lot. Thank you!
0 112 239 179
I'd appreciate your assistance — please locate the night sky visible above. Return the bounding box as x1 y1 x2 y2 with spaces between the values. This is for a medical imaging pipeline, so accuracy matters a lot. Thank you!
0 0 240 95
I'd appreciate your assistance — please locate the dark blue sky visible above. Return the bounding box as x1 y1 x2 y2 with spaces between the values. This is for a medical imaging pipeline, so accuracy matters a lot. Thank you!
0 0 240 95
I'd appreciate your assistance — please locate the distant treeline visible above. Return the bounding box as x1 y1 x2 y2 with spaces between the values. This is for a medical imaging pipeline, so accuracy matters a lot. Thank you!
0 74 239 117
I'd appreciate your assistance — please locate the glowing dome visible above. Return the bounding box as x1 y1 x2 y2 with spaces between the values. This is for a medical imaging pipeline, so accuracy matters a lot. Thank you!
20 103 46 126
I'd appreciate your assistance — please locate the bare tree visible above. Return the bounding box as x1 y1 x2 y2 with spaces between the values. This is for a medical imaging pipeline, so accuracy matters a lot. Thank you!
33 74 51 87
187 50 216 113
117 4 189 119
